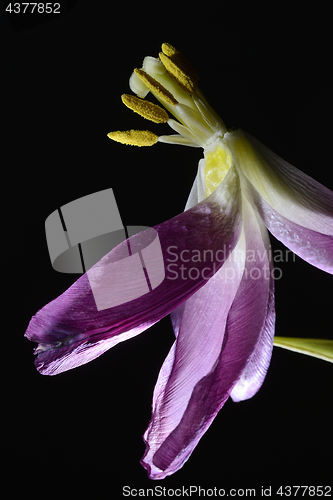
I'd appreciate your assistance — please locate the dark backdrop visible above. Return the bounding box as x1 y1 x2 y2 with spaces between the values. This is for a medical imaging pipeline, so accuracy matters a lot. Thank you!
2 1 332 496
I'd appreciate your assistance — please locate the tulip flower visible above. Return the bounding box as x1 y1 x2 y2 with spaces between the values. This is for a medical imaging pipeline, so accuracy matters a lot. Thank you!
25 43 333 479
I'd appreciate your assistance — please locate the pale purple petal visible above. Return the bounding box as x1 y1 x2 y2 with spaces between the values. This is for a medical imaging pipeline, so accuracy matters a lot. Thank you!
230 221 275 402
246 178 333 274
226 130 333 273
25 166 242 375
141 238 245 480
141 197 272 479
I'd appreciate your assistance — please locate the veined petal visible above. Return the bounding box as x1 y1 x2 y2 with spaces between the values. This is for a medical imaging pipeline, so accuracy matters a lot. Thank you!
141 197 272 479
274 337 333 363
226 130 333 235
141 231 246 480
25 165 242 376
245 178 333 273
230 220 275 402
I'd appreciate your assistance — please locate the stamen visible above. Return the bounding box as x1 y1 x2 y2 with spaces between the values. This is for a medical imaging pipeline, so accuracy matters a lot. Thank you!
158 135 201 147
107 130 158 147
160 43 198 95
134 69 178 106
167 118 206 147
121 94 169 123
161 43 178 58
159 52 195 95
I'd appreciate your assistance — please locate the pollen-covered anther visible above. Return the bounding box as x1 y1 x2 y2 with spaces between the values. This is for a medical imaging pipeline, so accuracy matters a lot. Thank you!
107 130 158 147
134 68 178 106
161 43 177 58
121 94 169 123
160 43 198 95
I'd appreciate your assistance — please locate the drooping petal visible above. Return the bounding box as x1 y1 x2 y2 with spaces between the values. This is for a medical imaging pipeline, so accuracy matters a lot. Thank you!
274 337 333 363
246 178 333 273
141 232 246 480
226 130 333 274
141 197 272 479
186 168 276 403
230 220 275 402
25 165 242 376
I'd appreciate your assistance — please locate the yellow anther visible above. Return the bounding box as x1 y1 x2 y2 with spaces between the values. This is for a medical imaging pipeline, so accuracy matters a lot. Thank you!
161 43 178 58
107 130 158 147
159 52 195 95
121 94 169 123
134 68 178 106
160 43 198 95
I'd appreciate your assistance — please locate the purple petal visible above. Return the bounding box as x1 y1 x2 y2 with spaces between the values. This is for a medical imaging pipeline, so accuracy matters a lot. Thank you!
230 223 275 402
25 166 242 375
141 241 244 479
246 179 333 273
141 197 272 479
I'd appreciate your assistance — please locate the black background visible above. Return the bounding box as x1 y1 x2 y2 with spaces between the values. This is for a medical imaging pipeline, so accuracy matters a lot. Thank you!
2 1 332 496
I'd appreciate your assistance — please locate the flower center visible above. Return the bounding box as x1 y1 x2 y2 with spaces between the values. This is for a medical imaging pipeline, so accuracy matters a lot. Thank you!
108 43 234 195
204 142 234 196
